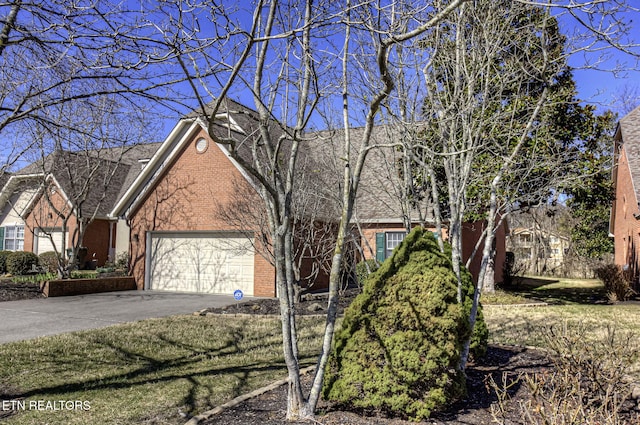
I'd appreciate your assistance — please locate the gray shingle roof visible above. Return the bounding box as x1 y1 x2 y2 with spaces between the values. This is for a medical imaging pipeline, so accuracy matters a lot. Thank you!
618 105 640 203
15 143 162 218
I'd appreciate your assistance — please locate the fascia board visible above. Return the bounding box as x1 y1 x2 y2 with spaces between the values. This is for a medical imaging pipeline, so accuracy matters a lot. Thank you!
22 174 73 218
110 119 200 218
0 174 43 206
194 118 261 194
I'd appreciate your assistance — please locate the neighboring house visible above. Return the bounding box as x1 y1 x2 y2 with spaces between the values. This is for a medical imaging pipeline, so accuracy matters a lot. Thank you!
610 105 640 290
0 144 161 267
507 226 570 274
111 99 507 297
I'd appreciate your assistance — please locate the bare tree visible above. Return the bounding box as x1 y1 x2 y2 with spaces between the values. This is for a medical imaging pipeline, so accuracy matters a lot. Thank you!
16 93 151 277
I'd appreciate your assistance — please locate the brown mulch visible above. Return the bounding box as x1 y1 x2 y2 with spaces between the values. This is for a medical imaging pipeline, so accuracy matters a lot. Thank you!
203 345 550 425
199 287 640 425
0 278 45 302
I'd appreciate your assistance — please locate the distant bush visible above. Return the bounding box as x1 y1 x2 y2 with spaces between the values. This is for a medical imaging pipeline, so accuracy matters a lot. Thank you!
354 258 379 285
502 251 516 287
324 227 487 421
0 250 13 274
594 264 636 302
38 251 62 274
6 251 39 275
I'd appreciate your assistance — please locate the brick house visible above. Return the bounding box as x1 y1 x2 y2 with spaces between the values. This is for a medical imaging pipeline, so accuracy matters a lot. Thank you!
0 144 161 267
112 99 506 297
610 105 640 289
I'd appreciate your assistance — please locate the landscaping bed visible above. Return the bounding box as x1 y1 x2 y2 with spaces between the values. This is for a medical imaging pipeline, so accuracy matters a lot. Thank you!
0 279 44 301
203 345 552 425
198 280 640 425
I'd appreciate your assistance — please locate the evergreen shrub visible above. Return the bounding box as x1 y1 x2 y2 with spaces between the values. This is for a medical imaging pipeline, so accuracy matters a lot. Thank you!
38 251 61 274
324 227 488 420
355 258 379 286
6 251 39 275
0 250 12 274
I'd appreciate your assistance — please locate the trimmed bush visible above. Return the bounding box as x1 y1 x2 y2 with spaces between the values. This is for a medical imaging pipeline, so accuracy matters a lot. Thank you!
0 250 12 274
6 251 40 275
39 251 62 274
324 227 487 420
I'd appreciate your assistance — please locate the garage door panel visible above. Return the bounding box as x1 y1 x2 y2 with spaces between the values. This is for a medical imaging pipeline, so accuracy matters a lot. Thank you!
148 233 254 295
35 229 67 255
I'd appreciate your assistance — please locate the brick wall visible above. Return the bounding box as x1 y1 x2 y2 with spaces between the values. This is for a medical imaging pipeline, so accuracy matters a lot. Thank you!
42 276 136 297
129 127 276 296
23 182 112 267
24 183 75 253
612 144 640 277
361 222 505 285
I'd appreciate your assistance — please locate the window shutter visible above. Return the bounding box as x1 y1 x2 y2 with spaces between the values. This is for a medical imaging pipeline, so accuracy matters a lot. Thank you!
0 227 4 250
375 232 385 263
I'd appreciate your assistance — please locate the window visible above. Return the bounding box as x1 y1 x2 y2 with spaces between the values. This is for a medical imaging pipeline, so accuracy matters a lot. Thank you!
3 225 24 251
386 232 406 258
519 233 532 243
376 231 407 262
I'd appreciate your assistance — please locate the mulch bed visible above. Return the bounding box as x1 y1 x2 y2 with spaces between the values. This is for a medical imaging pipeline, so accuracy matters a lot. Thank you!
199 287 640 425
0 279 45 302
203 345 550 425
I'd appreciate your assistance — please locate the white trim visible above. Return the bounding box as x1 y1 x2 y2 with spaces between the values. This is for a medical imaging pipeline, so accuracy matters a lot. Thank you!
110 117 261 219
0 174 43 208
144 231 151 290
110 119 200 218
21 174 74 218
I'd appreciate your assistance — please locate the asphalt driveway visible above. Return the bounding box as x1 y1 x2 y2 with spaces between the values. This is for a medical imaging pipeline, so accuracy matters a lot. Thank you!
0 290 247 344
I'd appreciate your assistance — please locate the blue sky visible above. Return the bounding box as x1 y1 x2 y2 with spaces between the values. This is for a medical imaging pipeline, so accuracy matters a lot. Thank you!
571 47 639 115
561 6 640 116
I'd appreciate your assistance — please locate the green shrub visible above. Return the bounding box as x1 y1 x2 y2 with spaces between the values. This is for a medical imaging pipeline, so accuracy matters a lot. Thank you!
38 251 62 273
594 264 636 302
6 251 40 275
0 250 12 274
502 251 516 287
323 227 485 421
355 258 379 286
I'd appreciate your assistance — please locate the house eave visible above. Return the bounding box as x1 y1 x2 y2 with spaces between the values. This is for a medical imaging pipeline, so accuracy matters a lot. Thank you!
110 118 200 218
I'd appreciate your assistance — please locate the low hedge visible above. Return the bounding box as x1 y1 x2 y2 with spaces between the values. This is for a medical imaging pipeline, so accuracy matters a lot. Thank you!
6 251 39 275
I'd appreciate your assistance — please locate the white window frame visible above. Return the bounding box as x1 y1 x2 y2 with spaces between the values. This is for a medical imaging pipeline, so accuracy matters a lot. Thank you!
4 225 25 251
385 232 406 258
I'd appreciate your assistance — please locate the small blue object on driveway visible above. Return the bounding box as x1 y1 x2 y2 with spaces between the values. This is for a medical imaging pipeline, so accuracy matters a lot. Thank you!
233 289 244 301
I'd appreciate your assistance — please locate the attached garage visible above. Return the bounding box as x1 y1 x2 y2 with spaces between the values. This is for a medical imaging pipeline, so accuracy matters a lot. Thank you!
146 232 255 295
34 228 67 255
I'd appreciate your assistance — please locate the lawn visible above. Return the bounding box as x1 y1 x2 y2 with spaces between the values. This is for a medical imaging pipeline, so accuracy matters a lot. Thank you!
1 276 638 425
0 315 326 425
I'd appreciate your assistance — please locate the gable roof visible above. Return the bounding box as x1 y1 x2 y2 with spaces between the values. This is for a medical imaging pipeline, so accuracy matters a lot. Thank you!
113 98 435 226
616 105 640 205
3 143 162 220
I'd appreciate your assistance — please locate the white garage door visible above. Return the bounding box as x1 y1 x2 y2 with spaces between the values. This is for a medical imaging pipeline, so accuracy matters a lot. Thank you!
35 229 66 255
147 232 254 295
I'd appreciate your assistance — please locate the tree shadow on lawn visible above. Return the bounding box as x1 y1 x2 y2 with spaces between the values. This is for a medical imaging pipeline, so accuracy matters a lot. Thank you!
504 276 609 305
2 327 311 421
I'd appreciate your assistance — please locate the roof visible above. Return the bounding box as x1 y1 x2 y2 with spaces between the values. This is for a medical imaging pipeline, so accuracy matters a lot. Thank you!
113 98 436 226
8 142 162 219
306 125 435 224
616 105 640 204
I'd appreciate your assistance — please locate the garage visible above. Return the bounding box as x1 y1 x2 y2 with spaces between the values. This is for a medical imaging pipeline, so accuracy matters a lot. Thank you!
34 228 67 255
146 232 255 295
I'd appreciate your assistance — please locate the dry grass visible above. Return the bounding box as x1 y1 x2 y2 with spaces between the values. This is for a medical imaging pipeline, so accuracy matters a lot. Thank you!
0 315 325 425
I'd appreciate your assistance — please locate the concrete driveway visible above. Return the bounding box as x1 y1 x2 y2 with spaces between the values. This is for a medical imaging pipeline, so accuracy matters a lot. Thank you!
0 291 247 344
